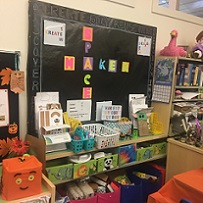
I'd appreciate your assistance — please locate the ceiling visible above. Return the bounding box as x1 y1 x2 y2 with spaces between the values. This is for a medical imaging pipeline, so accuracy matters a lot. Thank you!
158 0 203 18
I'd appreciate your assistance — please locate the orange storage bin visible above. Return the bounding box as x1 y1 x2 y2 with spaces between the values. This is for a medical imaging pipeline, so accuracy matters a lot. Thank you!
2 155 42 201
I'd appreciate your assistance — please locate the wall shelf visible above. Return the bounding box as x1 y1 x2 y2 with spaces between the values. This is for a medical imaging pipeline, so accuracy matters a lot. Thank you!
46 134 167 161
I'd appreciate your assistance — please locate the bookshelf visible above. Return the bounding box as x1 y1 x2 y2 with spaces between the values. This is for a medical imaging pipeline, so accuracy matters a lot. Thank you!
151 56 203 137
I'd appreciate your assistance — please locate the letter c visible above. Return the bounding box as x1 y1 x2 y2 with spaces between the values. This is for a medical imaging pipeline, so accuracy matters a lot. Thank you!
84 74 91 85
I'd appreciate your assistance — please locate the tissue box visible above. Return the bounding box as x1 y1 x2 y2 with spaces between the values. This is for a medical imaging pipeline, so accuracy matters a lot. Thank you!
2 155 42 201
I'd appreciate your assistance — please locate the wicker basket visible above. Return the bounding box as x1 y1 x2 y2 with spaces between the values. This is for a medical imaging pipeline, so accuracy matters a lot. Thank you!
82 123 120 149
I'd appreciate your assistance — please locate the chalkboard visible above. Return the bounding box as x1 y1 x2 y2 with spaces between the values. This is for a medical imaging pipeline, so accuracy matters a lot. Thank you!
27 0 157 136
0 51 20 161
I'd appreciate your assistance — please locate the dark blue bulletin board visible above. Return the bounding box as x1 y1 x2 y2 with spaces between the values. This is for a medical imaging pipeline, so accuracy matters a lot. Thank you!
27 0 157 136
0 51 20 161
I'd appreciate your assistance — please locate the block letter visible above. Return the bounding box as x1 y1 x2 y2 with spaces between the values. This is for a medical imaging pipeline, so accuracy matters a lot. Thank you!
64 56 75 71
83 26 93 42
85 42 91 53
83 87 92 99
84 74 91 85
83 57 93 71
99 59 106 70
122 62 130 73
108 59 117 72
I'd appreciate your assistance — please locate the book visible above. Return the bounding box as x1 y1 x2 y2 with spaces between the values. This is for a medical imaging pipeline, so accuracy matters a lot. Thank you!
187 64 194 86
193 66 199 86
183 64 189 86
178 64 185 86
176 64 181 85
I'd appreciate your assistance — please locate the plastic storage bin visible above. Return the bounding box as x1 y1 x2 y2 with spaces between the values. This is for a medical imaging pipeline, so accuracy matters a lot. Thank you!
68 137 95 153
82 124 120 149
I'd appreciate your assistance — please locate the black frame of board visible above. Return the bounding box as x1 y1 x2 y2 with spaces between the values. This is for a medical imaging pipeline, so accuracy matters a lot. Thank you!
27 0 157 136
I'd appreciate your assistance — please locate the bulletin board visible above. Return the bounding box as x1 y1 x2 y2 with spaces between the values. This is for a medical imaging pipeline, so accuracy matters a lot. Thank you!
0 51 20 161
27 0 157 136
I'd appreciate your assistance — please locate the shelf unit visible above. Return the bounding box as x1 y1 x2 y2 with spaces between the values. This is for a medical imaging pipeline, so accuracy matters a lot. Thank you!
152 56 203 137
26 132 167 202
166 138 203 182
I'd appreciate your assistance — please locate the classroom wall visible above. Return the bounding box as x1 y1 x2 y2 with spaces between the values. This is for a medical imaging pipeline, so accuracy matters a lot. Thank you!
0 0 202 139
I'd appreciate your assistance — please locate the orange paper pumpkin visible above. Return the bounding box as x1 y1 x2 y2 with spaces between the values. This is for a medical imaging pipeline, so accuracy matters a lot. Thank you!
2 155 42 201
8 123 18 134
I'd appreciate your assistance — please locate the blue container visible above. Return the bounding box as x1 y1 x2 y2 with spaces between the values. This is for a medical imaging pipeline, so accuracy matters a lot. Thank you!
120 177 143 203
128 164 163 202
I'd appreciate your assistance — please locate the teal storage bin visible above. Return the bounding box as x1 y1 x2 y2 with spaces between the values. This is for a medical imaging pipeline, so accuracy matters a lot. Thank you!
68 139 83 153
83 138 95 151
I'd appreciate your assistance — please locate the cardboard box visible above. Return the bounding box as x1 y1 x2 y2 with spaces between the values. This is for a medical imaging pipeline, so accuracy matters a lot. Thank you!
46 163 73 183
2 155 42 201
118 144 136 166
97 154 118 172
73 160 97 179
152 142 167 156
136 146 154 162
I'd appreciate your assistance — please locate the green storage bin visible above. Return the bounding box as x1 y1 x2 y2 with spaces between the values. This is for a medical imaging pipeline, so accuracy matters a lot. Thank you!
73 159 97 179
136 146 154 162
152 142 167 156
46 163 73 183
97 154 118 172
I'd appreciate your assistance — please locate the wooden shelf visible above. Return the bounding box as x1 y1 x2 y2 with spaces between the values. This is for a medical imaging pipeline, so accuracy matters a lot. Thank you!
177 57 203 62
175 86 201 89
53 154 167 185
46 134 167 161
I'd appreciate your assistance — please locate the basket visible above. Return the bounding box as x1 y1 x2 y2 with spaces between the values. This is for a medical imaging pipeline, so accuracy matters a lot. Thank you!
82 123 120 149
83 137 95 150
68 139 84 153
104 121 132 137
68 137 95 153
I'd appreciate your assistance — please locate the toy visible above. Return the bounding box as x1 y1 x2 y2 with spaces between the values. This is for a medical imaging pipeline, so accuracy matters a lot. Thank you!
63 112 82 134
191 30 203 60
103 156 114 171
160 30 187 57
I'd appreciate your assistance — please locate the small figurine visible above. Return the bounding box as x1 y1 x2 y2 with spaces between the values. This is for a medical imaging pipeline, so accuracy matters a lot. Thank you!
191 30 203 60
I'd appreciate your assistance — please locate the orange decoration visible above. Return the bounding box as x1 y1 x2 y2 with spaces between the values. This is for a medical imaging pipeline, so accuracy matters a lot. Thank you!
8 123 18 134
0 137 18 158
2 155 42 200
0 67 12 86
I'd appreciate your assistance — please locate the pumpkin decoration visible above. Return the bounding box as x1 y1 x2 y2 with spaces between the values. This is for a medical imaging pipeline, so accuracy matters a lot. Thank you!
8 123 18 134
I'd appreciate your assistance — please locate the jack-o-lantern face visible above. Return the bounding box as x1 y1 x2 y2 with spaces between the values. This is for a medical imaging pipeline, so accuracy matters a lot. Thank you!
8 123 18 134
13 170 37 192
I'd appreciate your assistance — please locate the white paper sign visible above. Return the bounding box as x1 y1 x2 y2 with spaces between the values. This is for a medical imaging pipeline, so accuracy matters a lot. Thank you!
96 101 112 121
67 99 92 121
137 36 152 56
44 20 66 46
0 89 9 127
35 92 59 131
